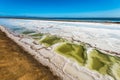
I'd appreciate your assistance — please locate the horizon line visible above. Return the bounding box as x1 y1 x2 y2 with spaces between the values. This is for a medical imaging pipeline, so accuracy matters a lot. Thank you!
0 15 120 19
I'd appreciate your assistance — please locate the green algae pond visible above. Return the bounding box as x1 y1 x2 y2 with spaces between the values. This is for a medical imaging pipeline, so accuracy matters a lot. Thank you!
55 42 120 80
14 29 120 80
0 30 61 80
22 31 120 80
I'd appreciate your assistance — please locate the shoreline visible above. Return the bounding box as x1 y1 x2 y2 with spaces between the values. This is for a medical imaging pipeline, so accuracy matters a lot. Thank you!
0 17 120 24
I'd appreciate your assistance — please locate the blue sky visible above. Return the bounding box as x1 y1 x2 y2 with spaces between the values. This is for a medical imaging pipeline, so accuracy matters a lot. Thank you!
0 0 120 17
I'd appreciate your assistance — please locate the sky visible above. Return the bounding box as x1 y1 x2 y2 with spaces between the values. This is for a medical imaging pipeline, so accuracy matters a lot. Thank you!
0 0 120 17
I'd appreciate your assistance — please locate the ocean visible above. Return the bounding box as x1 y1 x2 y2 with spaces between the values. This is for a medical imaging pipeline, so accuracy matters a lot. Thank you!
0 17 120 23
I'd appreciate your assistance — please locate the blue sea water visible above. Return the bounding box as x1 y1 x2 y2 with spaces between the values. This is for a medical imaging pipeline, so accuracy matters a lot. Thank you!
0 17 120 23
54 18 120 22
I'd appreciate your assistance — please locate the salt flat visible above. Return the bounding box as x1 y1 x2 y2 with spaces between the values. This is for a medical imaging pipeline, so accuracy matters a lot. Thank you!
0 19 120 54
0 19 120 80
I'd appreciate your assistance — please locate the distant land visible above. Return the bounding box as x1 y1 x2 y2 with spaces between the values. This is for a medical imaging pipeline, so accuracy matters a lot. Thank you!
0 16 120 23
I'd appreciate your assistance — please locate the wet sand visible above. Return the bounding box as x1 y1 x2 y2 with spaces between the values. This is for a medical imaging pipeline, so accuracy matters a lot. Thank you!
0 30 61 80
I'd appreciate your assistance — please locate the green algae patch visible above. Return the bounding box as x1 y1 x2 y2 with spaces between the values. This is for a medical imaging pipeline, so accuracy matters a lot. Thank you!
86 49 111 75
20 31 120 79
110 62 120 80
86 49 120 79
30 33 43 37
40 35 65 47
109 56 120 63
55 42 86 65
109 56 120 80
22 30 35 34
29 33 44 40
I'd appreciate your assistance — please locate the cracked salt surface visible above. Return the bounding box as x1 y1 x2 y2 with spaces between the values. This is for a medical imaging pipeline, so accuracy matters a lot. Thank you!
0 19 120 54
0 19 120 80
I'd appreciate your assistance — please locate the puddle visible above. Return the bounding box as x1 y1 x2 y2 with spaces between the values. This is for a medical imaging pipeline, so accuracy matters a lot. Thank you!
0 30 61 80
